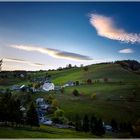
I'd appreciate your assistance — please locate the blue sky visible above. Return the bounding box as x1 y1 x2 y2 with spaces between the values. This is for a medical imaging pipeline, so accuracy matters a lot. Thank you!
0 2 140 70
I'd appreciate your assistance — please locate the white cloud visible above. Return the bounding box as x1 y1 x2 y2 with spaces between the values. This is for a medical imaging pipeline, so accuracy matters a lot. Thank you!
89 14 140 43
10 45 92 61
4 57 44 67
119 48 134 53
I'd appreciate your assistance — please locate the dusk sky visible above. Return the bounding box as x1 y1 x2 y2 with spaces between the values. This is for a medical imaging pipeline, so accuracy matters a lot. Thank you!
0 2 140 71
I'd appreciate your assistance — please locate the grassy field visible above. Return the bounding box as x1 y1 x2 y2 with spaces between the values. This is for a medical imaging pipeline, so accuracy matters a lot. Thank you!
0 62 140 138
48 63 140 85
0 125 98 138
30 63 140 123
32 82 140 123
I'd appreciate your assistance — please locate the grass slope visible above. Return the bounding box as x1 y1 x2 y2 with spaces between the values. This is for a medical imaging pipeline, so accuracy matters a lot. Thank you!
48 63 140 85
31 63 140 123
0 125 97 138
1 63 140 138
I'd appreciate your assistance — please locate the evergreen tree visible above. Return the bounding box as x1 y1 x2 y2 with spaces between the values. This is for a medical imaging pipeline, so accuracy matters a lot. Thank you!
0 91 23 126
75 114 82 131
83 114 89 132
90 115 97 134
72 89 79 96
96 118 105 136
111 119 118 132
14 99 23 125
0 91 12 123
127 122 134 136
0 59 3 72
26 102 39 127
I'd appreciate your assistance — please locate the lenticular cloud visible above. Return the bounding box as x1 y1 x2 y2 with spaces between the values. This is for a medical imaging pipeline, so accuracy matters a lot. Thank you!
89 14 140 43
10 45 92 61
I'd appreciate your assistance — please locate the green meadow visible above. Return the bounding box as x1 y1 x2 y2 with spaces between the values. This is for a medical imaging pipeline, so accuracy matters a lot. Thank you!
0 62 140 138
32 63 140 123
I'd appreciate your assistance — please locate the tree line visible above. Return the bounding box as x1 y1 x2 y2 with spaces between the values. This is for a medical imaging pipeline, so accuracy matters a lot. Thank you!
74 114 134 136
0 90 39 127
75 114 105 136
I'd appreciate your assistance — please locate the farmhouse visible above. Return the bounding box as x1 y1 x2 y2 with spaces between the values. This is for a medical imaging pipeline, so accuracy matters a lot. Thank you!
42 82 55 91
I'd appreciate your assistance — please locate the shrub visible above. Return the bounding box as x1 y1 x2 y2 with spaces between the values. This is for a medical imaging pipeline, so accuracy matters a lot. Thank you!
133 119 140 137
87 79 92 84
83 66 88 71
72 89 79 96
91 93 96 100
47 94 54 104
60 88 64 93
75 81 80 86
104 77 109 82
52 99 59 108
54 109 64 117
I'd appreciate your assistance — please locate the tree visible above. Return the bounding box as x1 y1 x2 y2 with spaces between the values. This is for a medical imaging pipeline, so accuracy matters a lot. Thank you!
72 89 79 96
75 81 80 86
67 64 72 69
54 109 64 118
0 91 23 126
91 93 96 100
133 119 140 137
58 67 63 71
53 109 67 124
47 94 54 104
96 118 105 136
26 102 39 127
127 122 133 136
60 88 64 94
83 66 88 71
111 119 118 132
90 115 98 134
9 98 23 126
0 90 12 123
52 99 59 108
87 79 92 84
83 114 89 132
75 114 82 131
104 77 109 82
80 64 83 68
0 59 3 72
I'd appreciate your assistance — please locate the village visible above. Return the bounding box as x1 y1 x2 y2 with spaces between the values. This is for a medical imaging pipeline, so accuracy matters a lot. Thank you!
0 60 140 138
3 71 113 132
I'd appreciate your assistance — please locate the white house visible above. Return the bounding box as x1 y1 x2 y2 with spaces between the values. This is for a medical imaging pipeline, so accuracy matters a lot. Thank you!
42 82 55 91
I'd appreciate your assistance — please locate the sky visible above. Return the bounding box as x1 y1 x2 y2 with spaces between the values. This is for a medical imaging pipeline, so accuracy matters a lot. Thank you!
0 2 140 71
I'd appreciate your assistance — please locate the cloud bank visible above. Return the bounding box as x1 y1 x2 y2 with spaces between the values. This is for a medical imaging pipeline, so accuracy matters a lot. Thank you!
119 48 134 53
4 57 44 67
10 45 92 61
89 14 140 43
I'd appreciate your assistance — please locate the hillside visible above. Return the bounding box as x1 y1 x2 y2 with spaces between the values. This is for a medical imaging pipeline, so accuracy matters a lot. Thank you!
0 61 140 138
31 62 140 123
47 63 140 85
